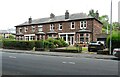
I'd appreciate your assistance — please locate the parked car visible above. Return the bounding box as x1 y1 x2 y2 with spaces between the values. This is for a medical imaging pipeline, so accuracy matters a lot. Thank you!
113 48 120 58
88 41 105 52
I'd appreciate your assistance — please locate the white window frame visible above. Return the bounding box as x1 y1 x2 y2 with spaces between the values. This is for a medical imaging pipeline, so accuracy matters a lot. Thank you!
38 25 43 32
24 27 28 32
19 28 22 34
59 23 62 30
80 21 87 29
71 21 75 29
50 24 54 31
32 26 35 32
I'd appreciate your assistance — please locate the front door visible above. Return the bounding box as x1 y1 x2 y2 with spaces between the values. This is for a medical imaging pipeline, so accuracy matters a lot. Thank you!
70 36 74 45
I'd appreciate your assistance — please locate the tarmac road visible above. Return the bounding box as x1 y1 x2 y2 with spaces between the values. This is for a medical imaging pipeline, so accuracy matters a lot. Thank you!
2 51 119 75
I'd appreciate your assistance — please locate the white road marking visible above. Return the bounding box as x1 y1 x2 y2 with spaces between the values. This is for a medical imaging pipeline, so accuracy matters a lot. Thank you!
68 62 75 64
62 61 75 64
62 62 67 64
9 56 16 59
65 57 73 58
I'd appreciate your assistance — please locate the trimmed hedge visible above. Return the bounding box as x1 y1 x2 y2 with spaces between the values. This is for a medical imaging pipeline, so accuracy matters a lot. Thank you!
2 38 68 50
3 40 35 50
106 31 120 54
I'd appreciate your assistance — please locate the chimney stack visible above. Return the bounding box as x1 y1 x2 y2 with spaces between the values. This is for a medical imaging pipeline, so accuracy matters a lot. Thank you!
65 10 69 19
28 16 32 24
50 13 55 19
95 10 99 19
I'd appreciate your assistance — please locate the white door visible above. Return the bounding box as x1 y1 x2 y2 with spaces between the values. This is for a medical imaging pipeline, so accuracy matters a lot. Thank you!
70 36 74 45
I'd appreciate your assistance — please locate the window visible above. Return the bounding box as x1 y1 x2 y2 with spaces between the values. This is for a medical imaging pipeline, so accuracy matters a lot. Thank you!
48 34 52 38
80 38 84 43
59 23 62 30
50 24 54 31
24 27 28 32
38 25 43 32
25 36 29 41
80 33 84 43
71 22 75 29
32 26 35 32
80 34 84 37
30 36 35 40
86 38 89 43
19 28 22 33
80 21 87 29
84 21 87 28
81 21 83 27
18 36 23 40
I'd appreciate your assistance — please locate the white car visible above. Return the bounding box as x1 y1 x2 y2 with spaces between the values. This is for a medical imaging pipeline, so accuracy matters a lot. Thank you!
113 48 120 58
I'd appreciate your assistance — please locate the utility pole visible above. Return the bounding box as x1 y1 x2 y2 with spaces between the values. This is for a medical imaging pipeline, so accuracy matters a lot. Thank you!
109 0 112 55
118 1 120 23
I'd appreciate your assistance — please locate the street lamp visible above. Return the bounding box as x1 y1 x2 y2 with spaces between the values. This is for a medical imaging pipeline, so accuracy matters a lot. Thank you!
109 0 112 55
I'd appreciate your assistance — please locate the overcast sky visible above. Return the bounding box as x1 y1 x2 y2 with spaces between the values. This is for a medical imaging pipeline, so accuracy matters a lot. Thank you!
0 0 119 30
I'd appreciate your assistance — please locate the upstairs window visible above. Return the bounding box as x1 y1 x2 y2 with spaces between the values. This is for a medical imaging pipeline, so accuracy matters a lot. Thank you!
80 21 87 29
24 27 28 32
71 22 75 29
50 24 54 31
59 23 62 30
19 28 22 34
38 25 43 32
32 26 35 32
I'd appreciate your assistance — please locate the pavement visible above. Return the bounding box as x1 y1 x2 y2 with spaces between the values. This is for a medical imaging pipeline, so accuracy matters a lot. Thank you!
0 48 116 60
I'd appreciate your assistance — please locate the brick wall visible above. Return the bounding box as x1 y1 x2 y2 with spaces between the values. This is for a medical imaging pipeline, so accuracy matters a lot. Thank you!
16 19 102 42
93 19 103 41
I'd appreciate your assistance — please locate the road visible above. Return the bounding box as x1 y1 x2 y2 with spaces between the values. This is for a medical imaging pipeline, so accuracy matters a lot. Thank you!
1 51 119 75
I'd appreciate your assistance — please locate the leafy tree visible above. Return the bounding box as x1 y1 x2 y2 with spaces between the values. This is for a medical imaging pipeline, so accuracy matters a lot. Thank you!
112 22 120 30
8 34 15 39
88 9 96 17
99 15 110 30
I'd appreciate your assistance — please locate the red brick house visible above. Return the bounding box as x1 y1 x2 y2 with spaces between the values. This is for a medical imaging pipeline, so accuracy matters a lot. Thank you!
15 10 103 46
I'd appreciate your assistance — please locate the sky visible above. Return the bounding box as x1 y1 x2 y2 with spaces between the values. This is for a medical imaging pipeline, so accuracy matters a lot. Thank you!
0 0 119 30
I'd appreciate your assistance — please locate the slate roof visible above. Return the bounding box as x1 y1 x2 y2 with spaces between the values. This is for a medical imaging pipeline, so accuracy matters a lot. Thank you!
15 13 102 27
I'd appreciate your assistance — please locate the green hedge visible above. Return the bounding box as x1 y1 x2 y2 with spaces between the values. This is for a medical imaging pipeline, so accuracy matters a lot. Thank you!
2 38 68 50
0 40 3 48
3 40 35 50
106 31 120 54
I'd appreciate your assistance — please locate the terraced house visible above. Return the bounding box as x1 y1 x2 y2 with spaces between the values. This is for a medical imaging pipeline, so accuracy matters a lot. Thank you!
15 10 103 46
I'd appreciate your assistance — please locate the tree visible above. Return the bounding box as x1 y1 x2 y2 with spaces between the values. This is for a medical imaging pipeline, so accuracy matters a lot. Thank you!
8 34 15 40
99 15 110 30
88 9 98 18
112 22 120 30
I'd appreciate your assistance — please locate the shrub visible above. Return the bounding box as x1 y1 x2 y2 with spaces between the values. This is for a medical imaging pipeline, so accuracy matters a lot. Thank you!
54 39 62 47
106 31 120 54
0 40 2 48
59 38 68 47
2 38 68 50
35 40 44 48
